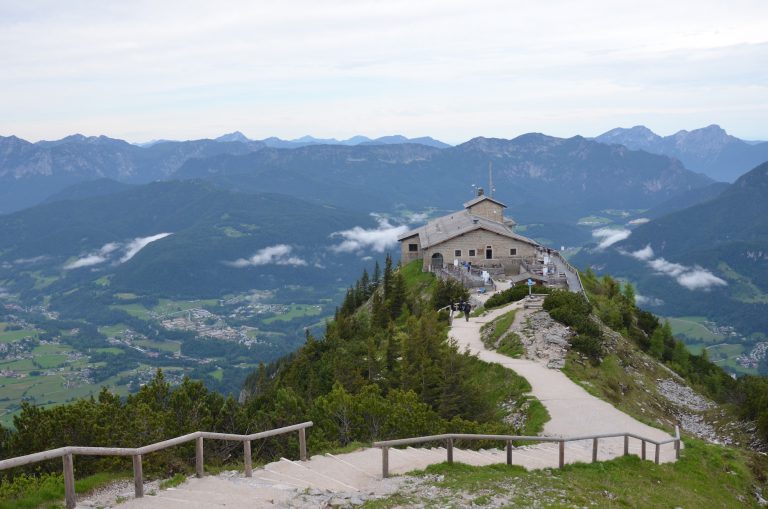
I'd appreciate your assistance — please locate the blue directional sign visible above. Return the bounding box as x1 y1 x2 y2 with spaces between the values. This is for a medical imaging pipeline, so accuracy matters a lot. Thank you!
527 278 534 286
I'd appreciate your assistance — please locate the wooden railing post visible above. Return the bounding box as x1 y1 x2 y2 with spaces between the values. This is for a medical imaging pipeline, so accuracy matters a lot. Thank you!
244 440 252 477
132 454 144 498
195 436 204 478
506 440 513 465
382 447 389 478
675 425 681 460
558 440 565 468
446 438 454 464
63 453 76 509
592 438 598 463
654 443 660 464
623 434 629 456
641 440 646 461
298 427 307 461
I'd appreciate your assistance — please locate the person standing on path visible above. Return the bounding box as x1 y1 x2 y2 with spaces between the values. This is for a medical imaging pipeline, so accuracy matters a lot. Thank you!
463 301 471 321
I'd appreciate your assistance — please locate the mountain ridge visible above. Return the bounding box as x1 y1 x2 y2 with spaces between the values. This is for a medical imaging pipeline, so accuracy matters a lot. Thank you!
595 124 768 182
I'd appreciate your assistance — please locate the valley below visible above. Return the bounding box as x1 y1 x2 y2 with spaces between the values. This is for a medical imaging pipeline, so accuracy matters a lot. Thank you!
0 286 337 428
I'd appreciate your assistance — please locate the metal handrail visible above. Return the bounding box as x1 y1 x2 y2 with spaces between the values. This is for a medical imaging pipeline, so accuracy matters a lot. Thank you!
373 427 681 477
0 421 313 509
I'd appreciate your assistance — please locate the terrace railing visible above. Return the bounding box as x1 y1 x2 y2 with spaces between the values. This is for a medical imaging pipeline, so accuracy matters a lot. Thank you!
0 421 313 509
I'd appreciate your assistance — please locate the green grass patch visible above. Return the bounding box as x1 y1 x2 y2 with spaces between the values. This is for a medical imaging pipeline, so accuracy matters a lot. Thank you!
93 347 124 355
718 262 768 304
110 303 152 319
480 310 522 357
32 355 68 369
400 259 437 296
0 471 129 509
262 303 323 324
29 271 58 290
98 323 130 338
0 327 36 344
369 439 766 508
159 473 188 490
134 339 180 354
666 316 723 343
114 292 139 300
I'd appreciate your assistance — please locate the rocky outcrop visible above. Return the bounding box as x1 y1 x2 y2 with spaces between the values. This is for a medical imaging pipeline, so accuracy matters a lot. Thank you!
511 308 572 369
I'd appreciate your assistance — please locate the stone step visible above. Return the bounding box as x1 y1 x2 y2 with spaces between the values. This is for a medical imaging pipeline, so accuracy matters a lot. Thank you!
114 443 679 508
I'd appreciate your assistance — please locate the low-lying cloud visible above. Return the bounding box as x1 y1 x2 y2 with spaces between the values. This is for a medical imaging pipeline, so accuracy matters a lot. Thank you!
620 243 727 291
330 216 410 254
65 234 172 270
120 233 172 262
629 244 654 261
592 227 631 250
226 244 307 268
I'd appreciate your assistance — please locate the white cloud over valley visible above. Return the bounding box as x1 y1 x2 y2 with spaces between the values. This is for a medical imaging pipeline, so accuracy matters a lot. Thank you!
330 217 410 254
64 234 172 270
120 233 172 263
617 243 727 291
592 227 632 250
226 244 307 268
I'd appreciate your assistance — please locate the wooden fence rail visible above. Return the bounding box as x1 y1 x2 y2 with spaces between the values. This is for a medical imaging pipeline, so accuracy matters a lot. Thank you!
0 421 313 509
373 426 680 478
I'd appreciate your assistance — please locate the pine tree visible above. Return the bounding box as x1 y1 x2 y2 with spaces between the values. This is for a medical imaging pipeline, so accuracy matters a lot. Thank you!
388 271 407 319
360 269 371 299
383 253 393 301
372 260 381 286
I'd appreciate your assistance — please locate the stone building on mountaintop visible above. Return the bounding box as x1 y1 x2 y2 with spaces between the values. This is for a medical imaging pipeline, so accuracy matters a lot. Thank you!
397 188 583 292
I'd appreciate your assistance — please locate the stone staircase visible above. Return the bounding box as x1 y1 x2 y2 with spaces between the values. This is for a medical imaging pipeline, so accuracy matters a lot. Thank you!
523 294 545 310
113 437 674 508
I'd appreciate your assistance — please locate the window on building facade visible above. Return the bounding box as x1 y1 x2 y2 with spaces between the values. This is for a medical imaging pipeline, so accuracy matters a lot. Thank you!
454 249 461 257
468 249 476 257
510 248 517 255
408 244 418 252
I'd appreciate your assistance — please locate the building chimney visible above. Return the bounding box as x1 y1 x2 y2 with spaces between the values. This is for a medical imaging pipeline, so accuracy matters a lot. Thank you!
477 187 484 197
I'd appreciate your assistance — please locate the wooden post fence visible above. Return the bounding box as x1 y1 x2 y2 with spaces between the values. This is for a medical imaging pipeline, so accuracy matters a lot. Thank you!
132 454 143 498
244 441 252 478
373 429 682 480
0 421 314 509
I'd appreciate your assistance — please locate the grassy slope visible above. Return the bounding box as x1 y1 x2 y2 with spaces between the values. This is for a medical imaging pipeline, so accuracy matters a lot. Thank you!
365 438 767 508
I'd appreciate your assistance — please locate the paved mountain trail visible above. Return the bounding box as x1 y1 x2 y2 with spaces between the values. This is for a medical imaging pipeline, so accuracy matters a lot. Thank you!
449 298 675 442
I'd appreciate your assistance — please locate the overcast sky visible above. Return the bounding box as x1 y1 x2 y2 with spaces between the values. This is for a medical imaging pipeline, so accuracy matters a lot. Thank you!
2 0 767 143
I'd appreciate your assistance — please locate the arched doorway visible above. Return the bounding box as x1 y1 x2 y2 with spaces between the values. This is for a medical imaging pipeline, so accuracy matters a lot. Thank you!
431 252 444 270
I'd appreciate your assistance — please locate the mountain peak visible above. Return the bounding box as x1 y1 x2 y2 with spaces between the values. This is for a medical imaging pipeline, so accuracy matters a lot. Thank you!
215 131 251 143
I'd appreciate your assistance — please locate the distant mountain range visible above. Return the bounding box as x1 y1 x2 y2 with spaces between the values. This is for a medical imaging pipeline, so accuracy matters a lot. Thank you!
573 161 768 336
175 133 712 227
0 134 264 213
243 132 452 149
595 125 768 183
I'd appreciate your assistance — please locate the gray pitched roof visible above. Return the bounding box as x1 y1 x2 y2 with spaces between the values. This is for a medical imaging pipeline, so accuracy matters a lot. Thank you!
463 195 507 209
397 209 539 249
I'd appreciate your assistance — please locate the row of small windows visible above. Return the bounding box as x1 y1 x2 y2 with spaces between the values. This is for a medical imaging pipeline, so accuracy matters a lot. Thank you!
408 245 518 256
451 248 517 257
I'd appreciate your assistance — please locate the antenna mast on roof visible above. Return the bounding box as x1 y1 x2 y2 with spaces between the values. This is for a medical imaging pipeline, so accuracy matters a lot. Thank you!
488 162 494 197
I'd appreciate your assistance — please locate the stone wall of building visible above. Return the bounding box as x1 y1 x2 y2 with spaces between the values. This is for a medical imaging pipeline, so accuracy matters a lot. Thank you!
467 200 504 222
400 234 422 265
419 229 537 272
